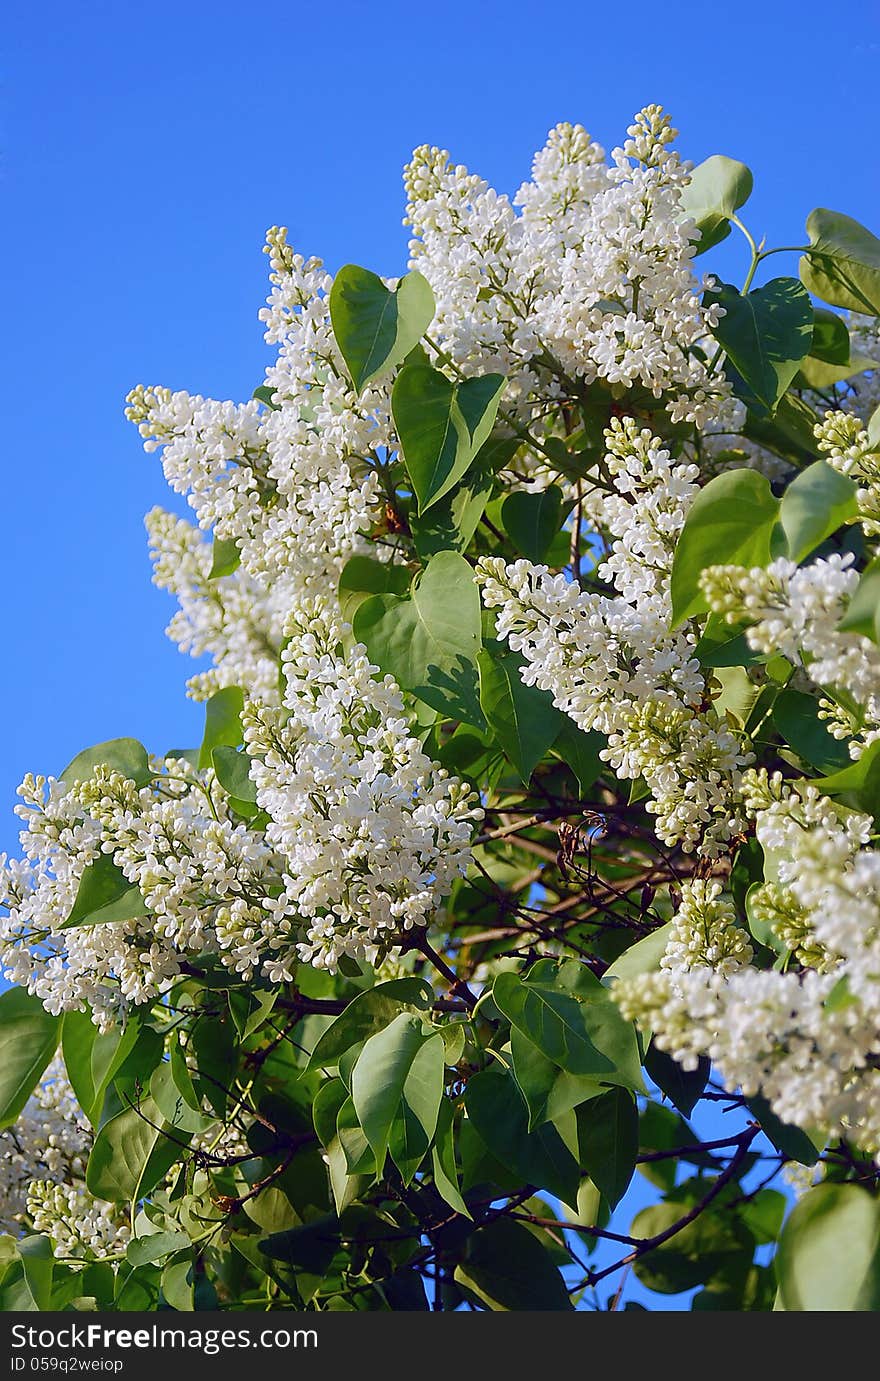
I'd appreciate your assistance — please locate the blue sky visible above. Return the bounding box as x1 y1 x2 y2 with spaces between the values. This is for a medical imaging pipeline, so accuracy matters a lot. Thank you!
3 0 877 1310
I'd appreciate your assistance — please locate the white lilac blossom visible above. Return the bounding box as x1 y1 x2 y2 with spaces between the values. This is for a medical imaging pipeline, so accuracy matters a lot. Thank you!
660 879 753 978
616 771 880 1153
0 1056 90 1231
243 598 483 974
125 233 389 700
405 108 742 431
0 621 481 1005
0 763 289 1027
26 1183 130 1261
0 1058 127 1259
478 416 752 853
816 410 880 537
700 553 880 758
126 107 745 710
146 507 285 703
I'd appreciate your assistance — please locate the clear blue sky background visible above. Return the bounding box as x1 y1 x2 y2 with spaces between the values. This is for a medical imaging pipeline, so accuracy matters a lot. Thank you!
2 0 878 1309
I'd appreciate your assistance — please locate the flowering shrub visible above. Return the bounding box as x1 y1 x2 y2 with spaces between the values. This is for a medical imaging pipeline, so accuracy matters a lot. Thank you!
2 107 880 1312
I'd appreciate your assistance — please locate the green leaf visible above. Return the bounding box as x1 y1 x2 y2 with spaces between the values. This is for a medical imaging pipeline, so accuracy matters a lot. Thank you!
350 1013 443 1175
679 155 753 254
431 1099 470 1218
464 1067 580 1207
741 1189 787 1247
455 1218 572 1311
307 978 433 1070
777 1183 880 1310
746 1095 824 1167
807 739 880 821
693 614 763 669
839 557 880 642
312 1082 368 1215
60 738 152 789
329 266 435 393
575 1087 638 1209
211 746 258 804
478 647 561 783
500 486 566 563
353 549 483 725
86 1095 183 1202
161 1255 194 1312
510 1027 604 1130
632 1200 753 1294
228 987 277 1041
800 209 880 315
61 1009 142 1127
338 556 411 624
550 721 605 794
0 989 60 1128
208 536 240 579
809 308 851 365
410 465 494 559
198 687 244 769
705 277 813 414
149 1063 211 1137
127 1231 192 1268
771 687 851 774
335 1096 374 1175
778 459 858 562
62 854 148 929
742 392 820 466
603 922 673 987
644 1044 710 1119
259 1213 339 1277
392 365 505 512
712 664 760 728
387 1098 433 1186
493 963 643 1091
15 1236 56 1312
796 352 876 391
670 470 780 627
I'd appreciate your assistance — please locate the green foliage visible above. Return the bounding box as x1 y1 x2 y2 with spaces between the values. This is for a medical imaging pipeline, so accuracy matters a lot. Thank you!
454 1218 572 1311
478 645 562 781
208 536 241 579
329 266 435 392
575 1087 638 1209
60 738 151 789
464 1067 580 1206
778 460 858 562
500 486 567 562
839 557 880 642
0 990 60 1128
705 277 813 414
392 365 505 512
350 1014 444 1180
670 470 780 626
198 686 244 768
493 960 643 1091
63 854 148 929
800 209 880 315
776 1184 880 1310
353 549 483 724
678 155 753 253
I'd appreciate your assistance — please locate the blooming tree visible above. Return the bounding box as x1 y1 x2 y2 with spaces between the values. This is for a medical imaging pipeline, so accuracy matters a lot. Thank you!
2 106 880 1311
